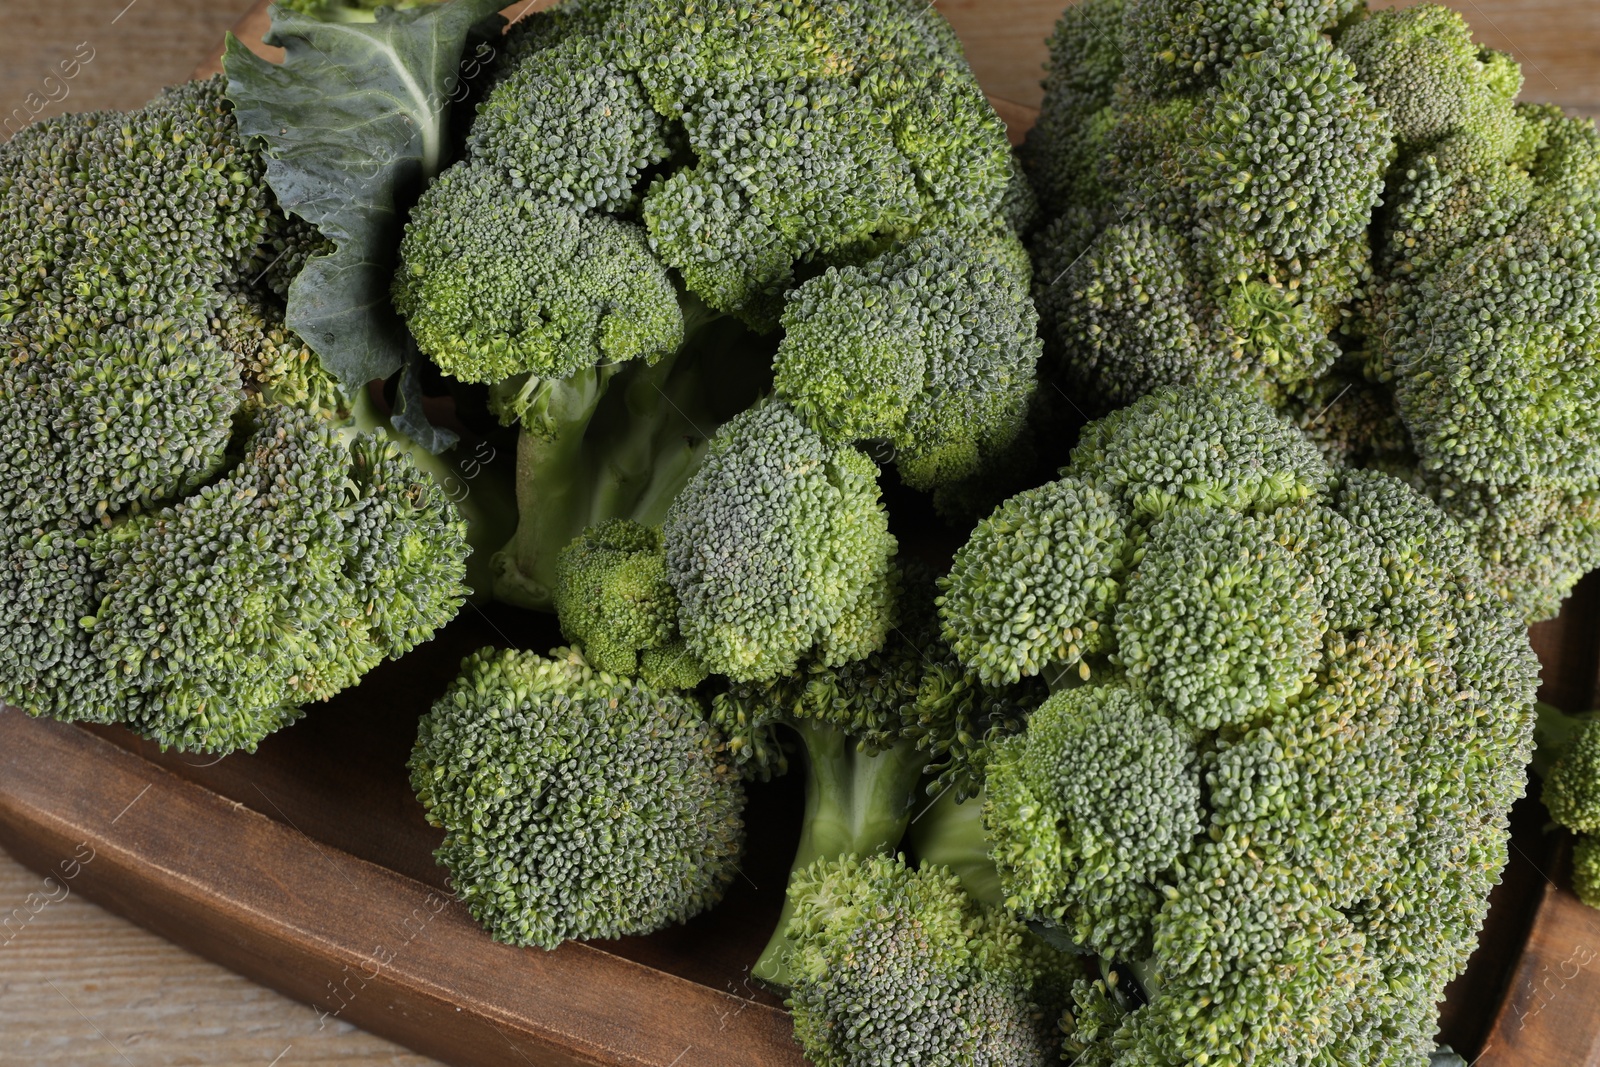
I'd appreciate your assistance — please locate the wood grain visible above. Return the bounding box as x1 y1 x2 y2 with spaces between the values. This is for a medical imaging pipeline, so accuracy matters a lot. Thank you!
1480 842 1600 1066
0 0 243 140
0 856 440 1066
2 0 1600 1064
0 710 804 1067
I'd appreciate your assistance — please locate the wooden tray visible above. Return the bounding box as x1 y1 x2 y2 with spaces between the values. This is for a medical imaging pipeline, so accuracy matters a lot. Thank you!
4 1 1600 1064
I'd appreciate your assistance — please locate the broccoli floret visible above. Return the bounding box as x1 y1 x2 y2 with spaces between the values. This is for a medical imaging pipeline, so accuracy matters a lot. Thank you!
645 75 922 322
1532 699 1600 910
663 402 898 682
1027 0 1600 620
988 686 1201 960
1575 838 1600 910
773 227 1041 506
936 385 1538 1063
395 0 1038 607
467 34 674 212
409 647 745 947
1358 91 1600 618
1338 4 1525 154
551 519 706 689
1031 31 1390 413
393 160 683 384
1537 703 1600 835
785 854 1071 1067
0 78 488 752
1120 0 1363 94
1018 0 1126 220
80 400 467 753
1034 216 1224 412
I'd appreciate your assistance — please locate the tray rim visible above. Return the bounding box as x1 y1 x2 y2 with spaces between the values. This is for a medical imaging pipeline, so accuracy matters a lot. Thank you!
4 1 1599 1063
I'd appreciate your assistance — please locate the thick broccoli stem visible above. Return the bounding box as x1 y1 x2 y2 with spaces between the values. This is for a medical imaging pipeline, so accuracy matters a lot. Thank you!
349 386 518 603
493 304 767 610
492 365 622 609
907 787 1004 908
753 721 928 988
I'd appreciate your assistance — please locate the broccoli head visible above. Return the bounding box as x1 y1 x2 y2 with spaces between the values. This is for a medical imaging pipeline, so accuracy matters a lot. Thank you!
1024 0 1600 620
773 226 1042 504
393 160 683 385
1358 91 1600 618
987 685 1202 959
408 646 746 948
1532 700 1600 911
938 385 1538 1063
394 0 1040 608
80 404 466 752
785 854 1071 1067
1575 838 1600 910
551 519 706 690
1538 705 1600 836
0 77 474 752
663 402 898 684
1030 25 1390 413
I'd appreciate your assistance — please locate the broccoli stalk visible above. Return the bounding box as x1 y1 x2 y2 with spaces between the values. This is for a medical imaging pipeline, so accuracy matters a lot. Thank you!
345 385 517 605
908 785 1006 910
752 723 928 987
490 305 770 609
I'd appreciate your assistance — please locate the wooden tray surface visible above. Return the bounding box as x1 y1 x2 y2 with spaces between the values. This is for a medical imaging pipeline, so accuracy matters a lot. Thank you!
5 0 1600 1064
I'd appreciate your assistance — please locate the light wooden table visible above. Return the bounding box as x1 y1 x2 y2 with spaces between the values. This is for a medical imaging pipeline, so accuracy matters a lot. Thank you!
1 0 1597 1064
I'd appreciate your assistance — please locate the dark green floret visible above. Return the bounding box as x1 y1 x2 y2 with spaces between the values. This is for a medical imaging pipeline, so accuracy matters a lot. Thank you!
663 401 898 683
0 76 478 752
1532 700 1600 911
1029 22 1390 413
1534 702 1600 837
773 226 1042 504
936 385 1538 1064
82 401 467 753
1120 0 1363 94
409 646 746 948
393 0 1040 608
1023 0 1600 620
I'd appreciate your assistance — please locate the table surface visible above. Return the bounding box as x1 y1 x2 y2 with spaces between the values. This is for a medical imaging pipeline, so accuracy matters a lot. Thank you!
1 0 1598 1063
